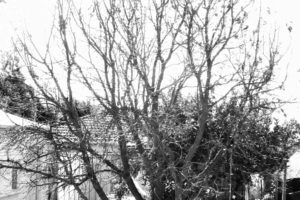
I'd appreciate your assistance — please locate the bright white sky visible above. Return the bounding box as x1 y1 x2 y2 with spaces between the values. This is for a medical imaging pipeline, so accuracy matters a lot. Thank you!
0 0 300 122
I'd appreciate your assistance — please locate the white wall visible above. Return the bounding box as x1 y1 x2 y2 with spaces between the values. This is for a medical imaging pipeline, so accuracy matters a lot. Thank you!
287 150 300 179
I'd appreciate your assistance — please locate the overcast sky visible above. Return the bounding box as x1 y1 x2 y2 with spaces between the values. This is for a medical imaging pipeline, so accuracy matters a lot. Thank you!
0 0 300 122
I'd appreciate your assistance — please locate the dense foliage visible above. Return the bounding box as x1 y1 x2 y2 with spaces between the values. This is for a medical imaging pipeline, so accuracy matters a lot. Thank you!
0 53 92 122
161 98 299 199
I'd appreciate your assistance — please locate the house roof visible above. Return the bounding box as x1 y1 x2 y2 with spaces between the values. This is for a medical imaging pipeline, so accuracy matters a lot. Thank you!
0 109 42 128
0 110 48 161
51 113 118 143
52 113 149 149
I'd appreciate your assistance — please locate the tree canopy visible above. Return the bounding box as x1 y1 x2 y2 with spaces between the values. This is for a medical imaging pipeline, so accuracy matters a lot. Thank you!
0 0 297 200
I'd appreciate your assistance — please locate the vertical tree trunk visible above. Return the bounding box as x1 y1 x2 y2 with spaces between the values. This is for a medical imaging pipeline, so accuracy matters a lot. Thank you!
82 151 109 200
244 184 249 200
282 162 287 200
149 94 165 200
151 179 165 200
174 175 183 200
115 122 145 200
228 149 233 200
275 173 279 200
260 178 263 199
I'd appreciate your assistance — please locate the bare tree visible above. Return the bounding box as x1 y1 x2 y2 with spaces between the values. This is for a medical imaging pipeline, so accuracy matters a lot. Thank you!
0 0 286 200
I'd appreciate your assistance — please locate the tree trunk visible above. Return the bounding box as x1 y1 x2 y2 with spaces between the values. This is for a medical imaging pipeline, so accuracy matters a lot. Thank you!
151 179 165 200
275 173 279 200
228 149 233 200
149 94 165 200
124 173 145 200
173 170 183 200
244 184 249 200
82 151 109 200
115 122 145 200
282 161 287 200
174 186 183 200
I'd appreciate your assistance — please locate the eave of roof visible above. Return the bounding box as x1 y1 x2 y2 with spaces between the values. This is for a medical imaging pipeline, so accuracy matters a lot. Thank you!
0 110 49 129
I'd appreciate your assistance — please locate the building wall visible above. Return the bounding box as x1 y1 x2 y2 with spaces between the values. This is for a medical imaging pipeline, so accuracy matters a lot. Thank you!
0 113 127 200
57 145 119 200
0 159 48 200
287 150 300 179
0 141 47 200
